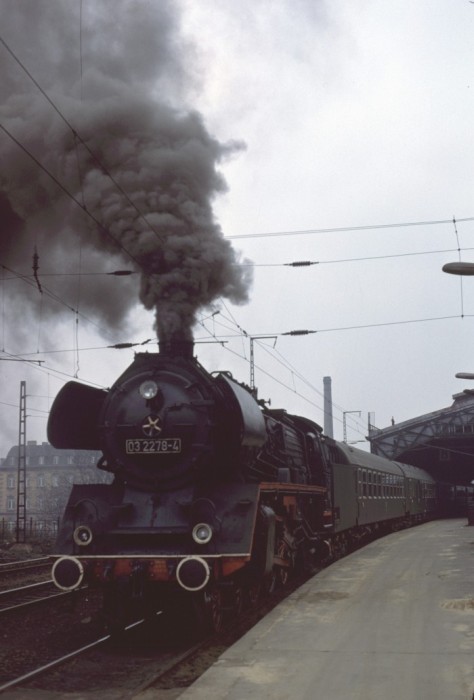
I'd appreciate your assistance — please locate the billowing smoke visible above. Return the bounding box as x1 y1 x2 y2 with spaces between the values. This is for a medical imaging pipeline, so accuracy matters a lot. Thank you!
0 0 252 344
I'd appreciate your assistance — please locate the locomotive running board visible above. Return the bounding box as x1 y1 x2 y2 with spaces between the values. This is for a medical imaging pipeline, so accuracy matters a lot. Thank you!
259 482 326 495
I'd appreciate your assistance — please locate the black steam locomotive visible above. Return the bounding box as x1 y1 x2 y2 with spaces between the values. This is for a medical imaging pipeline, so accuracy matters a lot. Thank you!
48 342 438 631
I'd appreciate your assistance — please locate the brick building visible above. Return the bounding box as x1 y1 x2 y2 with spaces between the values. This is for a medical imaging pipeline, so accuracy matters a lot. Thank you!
0 440 110 539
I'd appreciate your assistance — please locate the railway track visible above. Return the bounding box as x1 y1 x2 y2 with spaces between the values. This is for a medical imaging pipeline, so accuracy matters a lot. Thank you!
0 551 326 696
0 614 207 698
0 556 52 592
0 578 75 614
0 556 51 574
0 627 113 695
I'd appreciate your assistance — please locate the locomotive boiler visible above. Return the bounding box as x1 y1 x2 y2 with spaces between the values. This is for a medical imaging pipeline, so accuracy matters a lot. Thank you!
47 341 437 632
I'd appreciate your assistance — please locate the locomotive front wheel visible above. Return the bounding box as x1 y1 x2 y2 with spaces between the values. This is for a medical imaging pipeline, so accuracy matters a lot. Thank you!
231 585 244 617
193 584 224 634
276 538 294 587
245 580 261 608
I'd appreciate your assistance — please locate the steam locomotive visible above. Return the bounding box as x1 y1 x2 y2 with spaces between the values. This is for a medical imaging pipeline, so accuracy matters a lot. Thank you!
47 341 439 632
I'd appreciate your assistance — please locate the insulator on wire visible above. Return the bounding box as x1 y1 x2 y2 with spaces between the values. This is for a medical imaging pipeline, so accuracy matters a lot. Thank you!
286 261 318 267
282 329 316 336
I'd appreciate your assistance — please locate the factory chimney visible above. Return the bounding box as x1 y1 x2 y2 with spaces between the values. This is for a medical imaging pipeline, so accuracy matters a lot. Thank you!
323 376 334 438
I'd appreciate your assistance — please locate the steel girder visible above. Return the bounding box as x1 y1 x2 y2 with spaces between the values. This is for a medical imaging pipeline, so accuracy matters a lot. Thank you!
368 392 474 461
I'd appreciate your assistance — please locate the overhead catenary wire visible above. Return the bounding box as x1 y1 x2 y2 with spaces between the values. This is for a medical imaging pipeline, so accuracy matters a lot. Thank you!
226 216 474 240
3 31 474 273
195 312 473 341
197 315 368 439
236 246 474 267
198 313 340 421
1 264 128 343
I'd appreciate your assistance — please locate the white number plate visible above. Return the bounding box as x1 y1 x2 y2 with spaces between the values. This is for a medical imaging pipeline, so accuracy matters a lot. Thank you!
125 438 181 454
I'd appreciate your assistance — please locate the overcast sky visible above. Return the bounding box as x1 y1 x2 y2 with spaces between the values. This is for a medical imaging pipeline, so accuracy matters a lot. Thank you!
1 0 474 453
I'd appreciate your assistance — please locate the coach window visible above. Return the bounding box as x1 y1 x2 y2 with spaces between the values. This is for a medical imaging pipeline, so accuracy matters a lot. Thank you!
362 470 367 498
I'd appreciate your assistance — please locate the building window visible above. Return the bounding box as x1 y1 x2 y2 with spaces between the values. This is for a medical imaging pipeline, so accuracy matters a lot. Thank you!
38 475 45 487
38 456 45 465
7 476 15 488
7 497 15 511
52 475 59 487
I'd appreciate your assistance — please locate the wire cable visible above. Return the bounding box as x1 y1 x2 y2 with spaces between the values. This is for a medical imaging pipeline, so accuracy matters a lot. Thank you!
226 216 474 240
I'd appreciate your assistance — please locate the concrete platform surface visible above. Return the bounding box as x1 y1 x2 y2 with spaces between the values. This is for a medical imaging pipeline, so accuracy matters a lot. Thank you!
178 519 474 699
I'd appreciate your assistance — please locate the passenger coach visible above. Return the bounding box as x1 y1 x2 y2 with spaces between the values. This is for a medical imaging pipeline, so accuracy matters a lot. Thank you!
327 442 437 545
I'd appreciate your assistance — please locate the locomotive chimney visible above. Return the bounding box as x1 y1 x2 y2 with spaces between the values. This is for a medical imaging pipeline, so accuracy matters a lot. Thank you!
159 339 195 359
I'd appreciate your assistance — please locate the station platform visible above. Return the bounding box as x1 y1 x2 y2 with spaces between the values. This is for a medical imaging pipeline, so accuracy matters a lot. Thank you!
178 519 474 699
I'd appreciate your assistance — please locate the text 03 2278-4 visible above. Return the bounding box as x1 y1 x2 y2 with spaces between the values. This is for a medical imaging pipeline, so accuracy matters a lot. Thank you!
125 438 181 454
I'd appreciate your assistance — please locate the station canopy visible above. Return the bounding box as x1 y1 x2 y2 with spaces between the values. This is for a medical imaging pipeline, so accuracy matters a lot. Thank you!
368 390 474 485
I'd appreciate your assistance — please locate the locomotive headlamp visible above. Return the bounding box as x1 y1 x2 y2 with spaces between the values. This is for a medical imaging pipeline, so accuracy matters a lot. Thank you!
73 525 93 547
192 522 213 545
139 380 159 399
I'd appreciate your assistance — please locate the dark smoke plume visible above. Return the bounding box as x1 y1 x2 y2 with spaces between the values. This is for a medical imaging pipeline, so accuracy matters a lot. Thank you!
0 0 252 344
